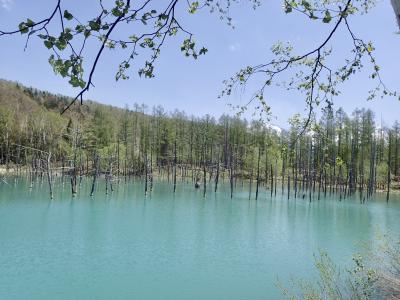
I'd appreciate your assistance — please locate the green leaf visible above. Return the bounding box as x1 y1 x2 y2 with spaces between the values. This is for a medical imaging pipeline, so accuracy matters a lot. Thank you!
55 39 67 51
322 10 332 23
366 43 375 52
89 20 101 31
189 1 199 14
63 10 73 21
284 2 293 13
129 35 138 42
44 40 53 49
18 22 29 34
26 19 35 26
75 25 85 33
112 8 122 17
199 47 208 55
61 31 73 42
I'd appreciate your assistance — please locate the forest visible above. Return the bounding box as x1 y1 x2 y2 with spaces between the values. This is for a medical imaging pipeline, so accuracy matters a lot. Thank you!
0 79 399 200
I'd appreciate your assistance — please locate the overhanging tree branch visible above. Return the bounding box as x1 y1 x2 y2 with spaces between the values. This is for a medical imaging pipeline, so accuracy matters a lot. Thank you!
221 0 397 142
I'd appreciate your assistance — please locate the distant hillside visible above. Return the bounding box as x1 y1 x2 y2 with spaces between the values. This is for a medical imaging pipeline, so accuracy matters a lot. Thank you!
0 79 130 121
0 80 44 116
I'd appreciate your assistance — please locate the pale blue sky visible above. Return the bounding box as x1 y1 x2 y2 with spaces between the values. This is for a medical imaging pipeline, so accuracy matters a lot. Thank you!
0 0 399 128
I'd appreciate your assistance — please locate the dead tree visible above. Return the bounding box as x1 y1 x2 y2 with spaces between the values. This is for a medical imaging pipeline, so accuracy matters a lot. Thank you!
90 154 100 197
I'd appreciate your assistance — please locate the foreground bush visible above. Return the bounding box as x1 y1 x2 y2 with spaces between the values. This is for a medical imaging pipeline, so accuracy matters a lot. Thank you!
280 233 400 300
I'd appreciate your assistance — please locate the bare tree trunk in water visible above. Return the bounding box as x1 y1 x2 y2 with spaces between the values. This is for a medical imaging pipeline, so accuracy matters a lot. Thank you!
230 151 234 199
203 160 207 198
173 140 177 193
274 159 278 197
255 147 261 200
248 167 253 201
46 152 53 199
387 131 392 202
144 154 148 196
90 154 99 197
270 163 273 198
215 148 220 193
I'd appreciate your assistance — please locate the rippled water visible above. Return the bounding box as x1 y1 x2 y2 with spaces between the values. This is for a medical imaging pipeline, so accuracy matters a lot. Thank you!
0 177 399 300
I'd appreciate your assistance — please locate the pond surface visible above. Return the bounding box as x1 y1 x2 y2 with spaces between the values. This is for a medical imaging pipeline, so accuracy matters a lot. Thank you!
0 178 399 300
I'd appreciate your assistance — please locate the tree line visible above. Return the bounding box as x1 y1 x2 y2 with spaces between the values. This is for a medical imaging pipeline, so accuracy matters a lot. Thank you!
0 81 399 200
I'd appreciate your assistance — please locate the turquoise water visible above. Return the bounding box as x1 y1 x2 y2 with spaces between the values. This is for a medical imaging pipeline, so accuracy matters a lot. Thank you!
0 177 399 300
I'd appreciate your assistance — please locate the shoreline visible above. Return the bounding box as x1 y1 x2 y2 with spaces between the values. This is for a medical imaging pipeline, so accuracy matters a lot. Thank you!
1 166 399 195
